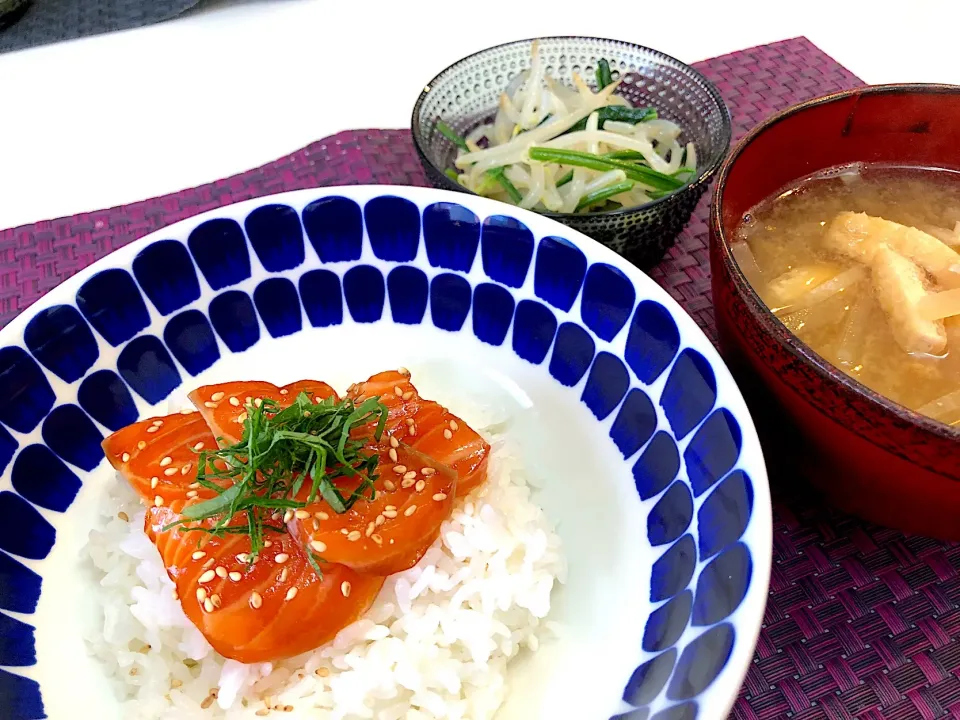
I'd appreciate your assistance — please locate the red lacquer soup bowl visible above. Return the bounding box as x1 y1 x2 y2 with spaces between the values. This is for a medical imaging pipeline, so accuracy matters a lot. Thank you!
709 84 960 539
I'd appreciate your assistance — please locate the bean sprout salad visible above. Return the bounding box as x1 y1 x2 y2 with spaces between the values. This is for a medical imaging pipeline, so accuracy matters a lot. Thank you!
439 41 697 214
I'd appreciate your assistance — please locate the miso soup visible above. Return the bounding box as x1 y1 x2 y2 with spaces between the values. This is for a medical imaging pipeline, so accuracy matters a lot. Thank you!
732 164 960 426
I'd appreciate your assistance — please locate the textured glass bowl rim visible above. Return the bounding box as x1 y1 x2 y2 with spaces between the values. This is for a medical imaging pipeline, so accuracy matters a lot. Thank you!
410 35 733 220
711 83 960 445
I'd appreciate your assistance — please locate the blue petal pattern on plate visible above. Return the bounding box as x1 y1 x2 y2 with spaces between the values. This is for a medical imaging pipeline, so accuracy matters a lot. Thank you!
365 196 421 262
0 347 55 433
534 235 587 312
75 269 150 347
0 191 764 720
245 204 305 272
24 305 98 383
300 270 345 328
187 219 252 290
387 267 429 325
41 405 103 472
132 240 201 316
302 197 364 263
208 291 260 353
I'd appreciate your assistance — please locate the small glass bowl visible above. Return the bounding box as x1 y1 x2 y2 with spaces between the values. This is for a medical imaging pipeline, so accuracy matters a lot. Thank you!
411 36 732 269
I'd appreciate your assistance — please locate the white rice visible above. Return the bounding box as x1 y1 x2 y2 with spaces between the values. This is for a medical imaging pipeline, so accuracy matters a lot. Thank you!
83 409 565 719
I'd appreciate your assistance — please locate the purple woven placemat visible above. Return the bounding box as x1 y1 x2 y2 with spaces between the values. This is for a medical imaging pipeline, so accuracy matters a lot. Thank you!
5 36 955 720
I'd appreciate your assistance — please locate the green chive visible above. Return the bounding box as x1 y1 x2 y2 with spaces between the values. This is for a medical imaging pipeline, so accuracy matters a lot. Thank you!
596 58 613 90
556 170 574 187
444 168 460 183
528 147 685 191
435 120 469 152
488 167 523 203
562 106 658 135
576 181 634 211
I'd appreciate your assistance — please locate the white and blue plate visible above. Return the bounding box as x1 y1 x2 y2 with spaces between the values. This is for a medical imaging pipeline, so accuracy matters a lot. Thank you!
0 186 770 719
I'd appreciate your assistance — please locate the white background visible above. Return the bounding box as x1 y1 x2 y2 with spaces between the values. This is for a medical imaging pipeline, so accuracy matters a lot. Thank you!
0 0 958 230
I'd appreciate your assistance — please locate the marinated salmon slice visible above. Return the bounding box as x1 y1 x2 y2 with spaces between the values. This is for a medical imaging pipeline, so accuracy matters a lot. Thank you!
188 380 339 447
287 440 457 575
348 370 491 495
146 505 383 664
102 412 225 507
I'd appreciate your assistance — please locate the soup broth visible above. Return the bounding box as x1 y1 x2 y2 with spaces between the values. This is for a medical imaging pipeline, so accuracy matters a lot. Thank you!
733 164 960 426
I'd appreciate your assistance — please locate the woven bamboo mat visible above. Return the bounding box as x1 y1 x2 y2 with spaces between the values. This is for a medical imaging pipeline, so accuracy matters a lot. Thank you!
6 37 958 720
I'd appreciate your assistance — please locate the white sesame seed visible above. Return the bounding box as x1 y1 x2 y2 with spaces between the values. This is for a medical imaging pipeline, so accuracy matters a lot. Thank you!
310 540 327 553
421 467 436 476
393 465 407 474
210 594 221 608
341 581 352 597
403 471 417 481
394 386 403 397
315 511 329 521
203 558 215 569
389 436 399 449
279 388 289 395
229 571 242 582
211 392 225 402
215 566 227 579
385 505 397 511
398 367 410 376
204 401 217 408
229 396 240 407
295 510 310 520
365 522 375 537
254 398 263 408
415 480 426 492
154 496 164 507
388 448 398 463
159 456 172 467
237 412 248 423
382 509 398 519
443 429 453 440
383 480 396 492
196 588 207 602
181 463 192 476
203 598 214 613
264 540 273 548
278 567 289 583
402 391 413 401
245 396 252 404
283 510 294 524
405 505 417 517
199 570 216 583
347 531 362 542
401 478 415 489
432 493 447 501
181 407 195 415
249 592 263 609
275 553 290 564
312 519 320 531
405 418 415 426
371 534 383 545
152 420 164 427
146 425 159 433
137 440 147 450
271 512 281 522
192 551 206 560
193 442 205 451
188 482 200 489
150 477 159 489
303 410 311 417
285 587 298 601
375 514 385 526
164 467 178 476
408 426 416 437
121 452 130 462
186 490 198 498
236 553 249 563
340 529 349 535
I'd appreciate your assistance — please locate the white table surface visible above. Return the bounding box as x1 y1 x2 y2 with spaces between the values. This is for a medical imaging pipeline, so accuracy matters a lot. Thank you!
0 0 957 230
